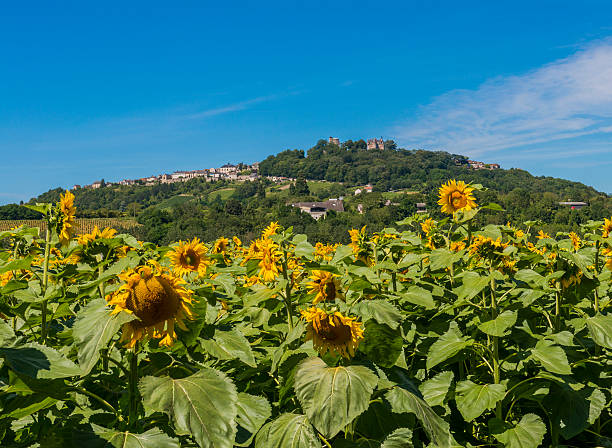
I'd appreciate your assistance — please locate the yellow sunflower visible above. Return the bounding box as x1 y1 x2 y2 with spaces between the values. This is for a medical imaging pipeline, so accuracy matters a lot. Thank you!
301 307 364 358
212 237 229 254
420 218 435 236
262 222 280 239
105 262 194 348
349 226 371 264
58 191 77 245
536 230 551 240
450 240 466 252
258 248 280 282
77 226 117 245
568 232 581 251
602 218 612 238
314 242 338 261
306 270 344 304
437 180 477 215
168 237 209 277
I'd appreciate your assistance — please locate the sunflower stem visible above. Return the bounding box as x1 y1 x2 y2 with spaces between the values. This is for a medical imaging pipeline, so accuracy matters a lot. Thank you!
128 348 140 429
280 248 294 331
41 226 51 342
489 267 502 421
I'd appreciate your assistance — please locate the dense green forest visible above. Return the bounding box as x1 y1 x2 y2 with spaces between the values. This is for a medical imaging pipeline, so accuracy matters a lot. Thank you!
1 139 610 244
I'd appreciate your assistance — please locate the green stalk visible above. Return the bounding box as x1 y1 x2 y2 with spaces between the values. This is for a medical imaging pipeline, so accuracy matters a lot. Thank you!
128 349 139 428
41 227 51 342
489 267 502 421
280 249 294 331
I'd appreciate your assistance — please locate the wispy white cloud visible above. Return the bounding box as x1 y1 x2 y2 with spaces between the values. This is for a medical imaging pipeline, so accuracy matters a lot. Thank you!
186 94 281 119
396 39 612 156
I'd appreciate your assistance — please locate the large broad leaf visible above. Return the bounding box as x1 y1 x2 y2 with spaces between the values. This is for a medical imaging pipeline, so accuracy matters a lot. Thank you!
514 269 545 287
454 272 489 301
0 342 81 379
359 321 404 368
543 382 592 440
426 322 473 370
419 371 454 407
385 386 454 448
73 299 135 375
478 310 517 337
293 357 377 438
381 428 414 448
585 313 612 349
455 380 506 422
353 299 403 329
0 256 33 274
235 393 271 447
254 413 319 448
529 340 571 375
398 286 435 309
78 424 179 448
489 414 546 448
201 328 256 367
139 368 237 448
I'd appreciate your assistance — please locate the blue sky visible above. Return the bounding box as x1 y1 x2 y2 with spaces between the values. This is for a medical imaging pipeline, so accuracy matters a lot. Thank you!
1 1 611 204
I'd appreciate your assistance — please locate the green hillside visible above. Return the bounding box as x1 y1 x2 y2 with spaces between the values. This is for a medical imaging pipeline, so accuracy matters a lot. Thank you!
1 139 610 244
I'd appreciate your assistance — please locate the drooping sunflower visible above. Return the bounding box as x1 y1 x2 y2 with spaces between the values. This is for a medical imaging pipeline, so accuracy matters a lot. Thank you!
168 237 209 277
306 270 344 304
601 218 612 238
105 262 194 348
58 191 77 245
301 307 364 358
437 180 477 215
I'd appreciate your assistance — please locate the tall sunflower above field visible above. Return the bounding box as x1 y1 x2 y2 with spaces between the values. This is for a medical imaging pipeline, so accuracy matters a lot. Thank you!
106 262 194 347
437 179 477 214
57 190 77 245
168 237 209 277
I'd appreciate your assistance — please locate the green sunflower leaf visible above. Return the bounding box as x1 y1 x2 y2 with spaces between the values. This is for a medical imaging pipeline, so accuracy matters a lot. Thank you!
293 357 377 438
139 368 237 448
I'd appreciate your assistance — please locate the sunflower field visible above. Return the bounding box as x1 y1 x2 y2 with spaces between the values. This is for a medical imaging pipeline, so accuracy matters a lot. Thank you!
0 184 611 448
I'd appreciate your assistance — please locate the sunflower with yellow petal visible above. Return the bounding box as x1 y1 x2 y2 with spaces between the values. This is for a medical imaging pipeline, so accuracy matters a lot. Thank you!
437 180 477 215
602 218 612 238
307 270 344 304
212 237 230 254
536 230 551 240
262 222 280 239
105 263 194 348
568 232 581 251
301 307 364 358
168 237 209 277
77 226 117 245
57 191 77 245
420 218 435 236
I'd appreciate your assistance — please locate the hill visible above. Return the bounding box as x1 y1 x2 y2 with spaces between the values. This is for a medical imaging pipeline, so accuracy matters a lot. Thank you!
1 139 610 244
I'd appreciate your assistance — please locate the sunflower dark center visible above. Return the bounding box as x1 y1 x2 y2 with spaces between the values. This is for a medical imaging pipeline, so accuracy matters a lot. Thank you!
181 249 200 268
317 315 351 343
324 280 336 300
127 275 181 327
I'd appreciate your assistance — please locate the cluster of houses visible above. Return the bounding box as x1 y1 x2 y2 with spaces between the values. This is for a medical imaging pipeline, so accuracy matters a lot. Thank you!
73 162 262 190
467 160 500 170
